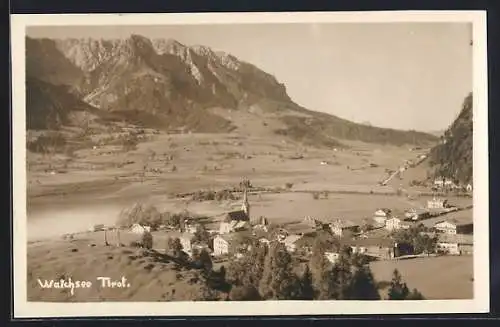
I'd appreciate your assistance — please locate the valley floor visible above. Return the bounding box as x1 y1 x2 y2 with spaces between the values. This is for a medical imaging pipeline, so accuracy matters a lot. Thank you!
24 130 474 301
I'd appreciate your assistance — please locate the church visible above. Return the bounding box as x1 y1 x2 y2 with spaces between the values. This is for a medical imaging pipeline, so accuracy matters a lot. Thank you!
225 187 251 222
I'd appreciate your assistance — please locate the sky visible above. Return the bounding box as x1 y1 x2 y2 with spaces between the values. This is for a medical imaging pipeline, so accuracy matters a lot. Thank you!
27 23 473 132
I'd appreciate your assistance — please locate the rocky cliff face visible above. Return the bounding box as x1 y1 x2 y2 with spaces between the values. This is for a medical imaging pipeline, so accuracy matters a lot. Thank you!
25 34 438 147
428 93 473 184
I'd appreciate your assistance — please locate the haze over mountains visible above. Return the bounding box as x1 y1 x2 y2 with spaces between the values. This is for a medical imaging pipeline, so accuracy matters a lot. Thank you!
26 34 438 148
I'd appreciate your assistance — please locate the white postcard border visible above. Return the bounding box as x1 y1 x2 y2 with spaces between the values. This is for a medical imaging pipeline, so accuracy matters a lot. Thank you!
11 11 489 317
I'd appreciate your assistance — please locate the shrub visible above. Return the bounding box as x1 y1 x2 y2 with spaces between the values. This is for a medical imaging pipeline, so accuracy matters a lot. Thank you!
117 203 162 229
142 231 153 250
27 132 67 153
129 241 142 248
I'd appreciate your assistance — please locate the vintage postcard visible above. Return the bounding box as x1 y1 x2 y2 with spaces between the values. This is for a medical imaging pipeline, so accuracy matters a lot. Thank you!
11 11 489 317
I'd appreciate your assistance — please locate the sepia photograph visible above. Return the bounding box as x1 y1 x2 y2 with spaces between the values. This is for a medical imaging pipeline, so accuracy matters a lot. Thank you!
11 11 489 317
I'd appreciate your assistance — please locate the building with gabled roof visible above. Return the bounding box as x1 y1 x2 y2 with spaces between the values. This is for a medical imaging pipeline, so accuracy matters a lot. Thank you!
436 233 473 255
213 233 242 256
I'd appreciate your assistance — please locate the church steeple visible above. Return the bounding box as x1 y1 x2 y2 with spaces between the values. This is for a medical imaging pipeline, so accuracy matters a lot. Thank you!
241 187 250 219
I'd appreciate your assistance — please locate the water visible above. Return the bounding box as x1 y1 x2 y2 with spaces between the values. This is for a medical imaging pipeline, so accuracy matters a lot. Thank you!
27 203 125 241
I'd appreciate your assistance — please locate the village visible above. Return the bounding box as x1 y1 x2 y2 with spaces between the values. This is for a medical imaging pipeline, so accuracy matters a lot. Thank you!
86 171 473 272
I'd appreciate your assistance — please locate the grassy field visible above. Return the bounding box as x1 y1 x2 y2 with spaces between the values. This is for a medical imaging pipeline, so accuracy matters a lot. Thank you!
370 255 474 300
27 239 226 302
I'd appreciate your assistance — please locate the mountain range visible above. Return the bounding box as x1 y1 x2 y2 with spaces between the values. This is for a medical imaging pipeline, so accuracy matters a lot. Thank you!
25 34 438 148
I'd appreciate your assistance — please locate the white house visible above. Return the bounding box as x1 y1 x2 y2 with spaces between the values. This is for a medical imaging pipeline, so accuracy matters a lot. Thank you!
282 234 302 253
434 179 444 187
213 235 230 256
350 245 368 254
385 217 402 231
436 233 473 255
130 223 151 234
434 220 458 235
466 184 473 192
436 239 460 255
180 232 196 254
185 224 198 234
427 197 447 209
404 208 430 221
373 208 391 225
444 179 457 189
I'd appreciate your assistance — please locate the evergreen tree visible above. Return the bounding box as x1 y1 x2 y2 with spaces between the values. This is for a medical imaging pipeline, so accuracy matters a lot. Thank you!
349 265 380 300
194 224 211 244
226 242 267 289
309 237 331 296
407 288 425 300
298 264 315 300
219 265 226 281
327 250 353 300
166 237 184 258
226 258 247 286
387 269 410 300
229 285 261 301
198 249 213 272
259 242 301 300
243 243 268 288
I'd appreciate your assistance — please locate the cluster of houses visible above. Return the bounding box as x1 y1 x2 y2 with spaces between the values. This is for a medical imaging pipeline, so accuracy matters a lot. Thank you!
432 177 473 193
122 187 473 265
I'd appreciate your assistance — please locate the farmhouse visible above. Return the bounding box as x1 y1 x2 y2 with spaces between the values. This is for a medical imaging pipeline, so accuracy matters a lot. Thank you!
427 197 448 209
404 208 430 221
436 233 473 255
343 238 395 260
213 235 230 256
444 179 456 189
434 179 444 188
179 232 196 254
330 219 359 237
434 219 473 235
213 233 250 257
385 217 410 231
130 224 151 234
373 208 391 225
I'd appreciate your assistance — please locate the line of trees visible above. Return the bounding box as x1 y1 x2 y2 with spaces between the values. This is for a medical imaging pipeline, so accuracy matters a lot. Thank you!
223 239 425 301
138 231 424 301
